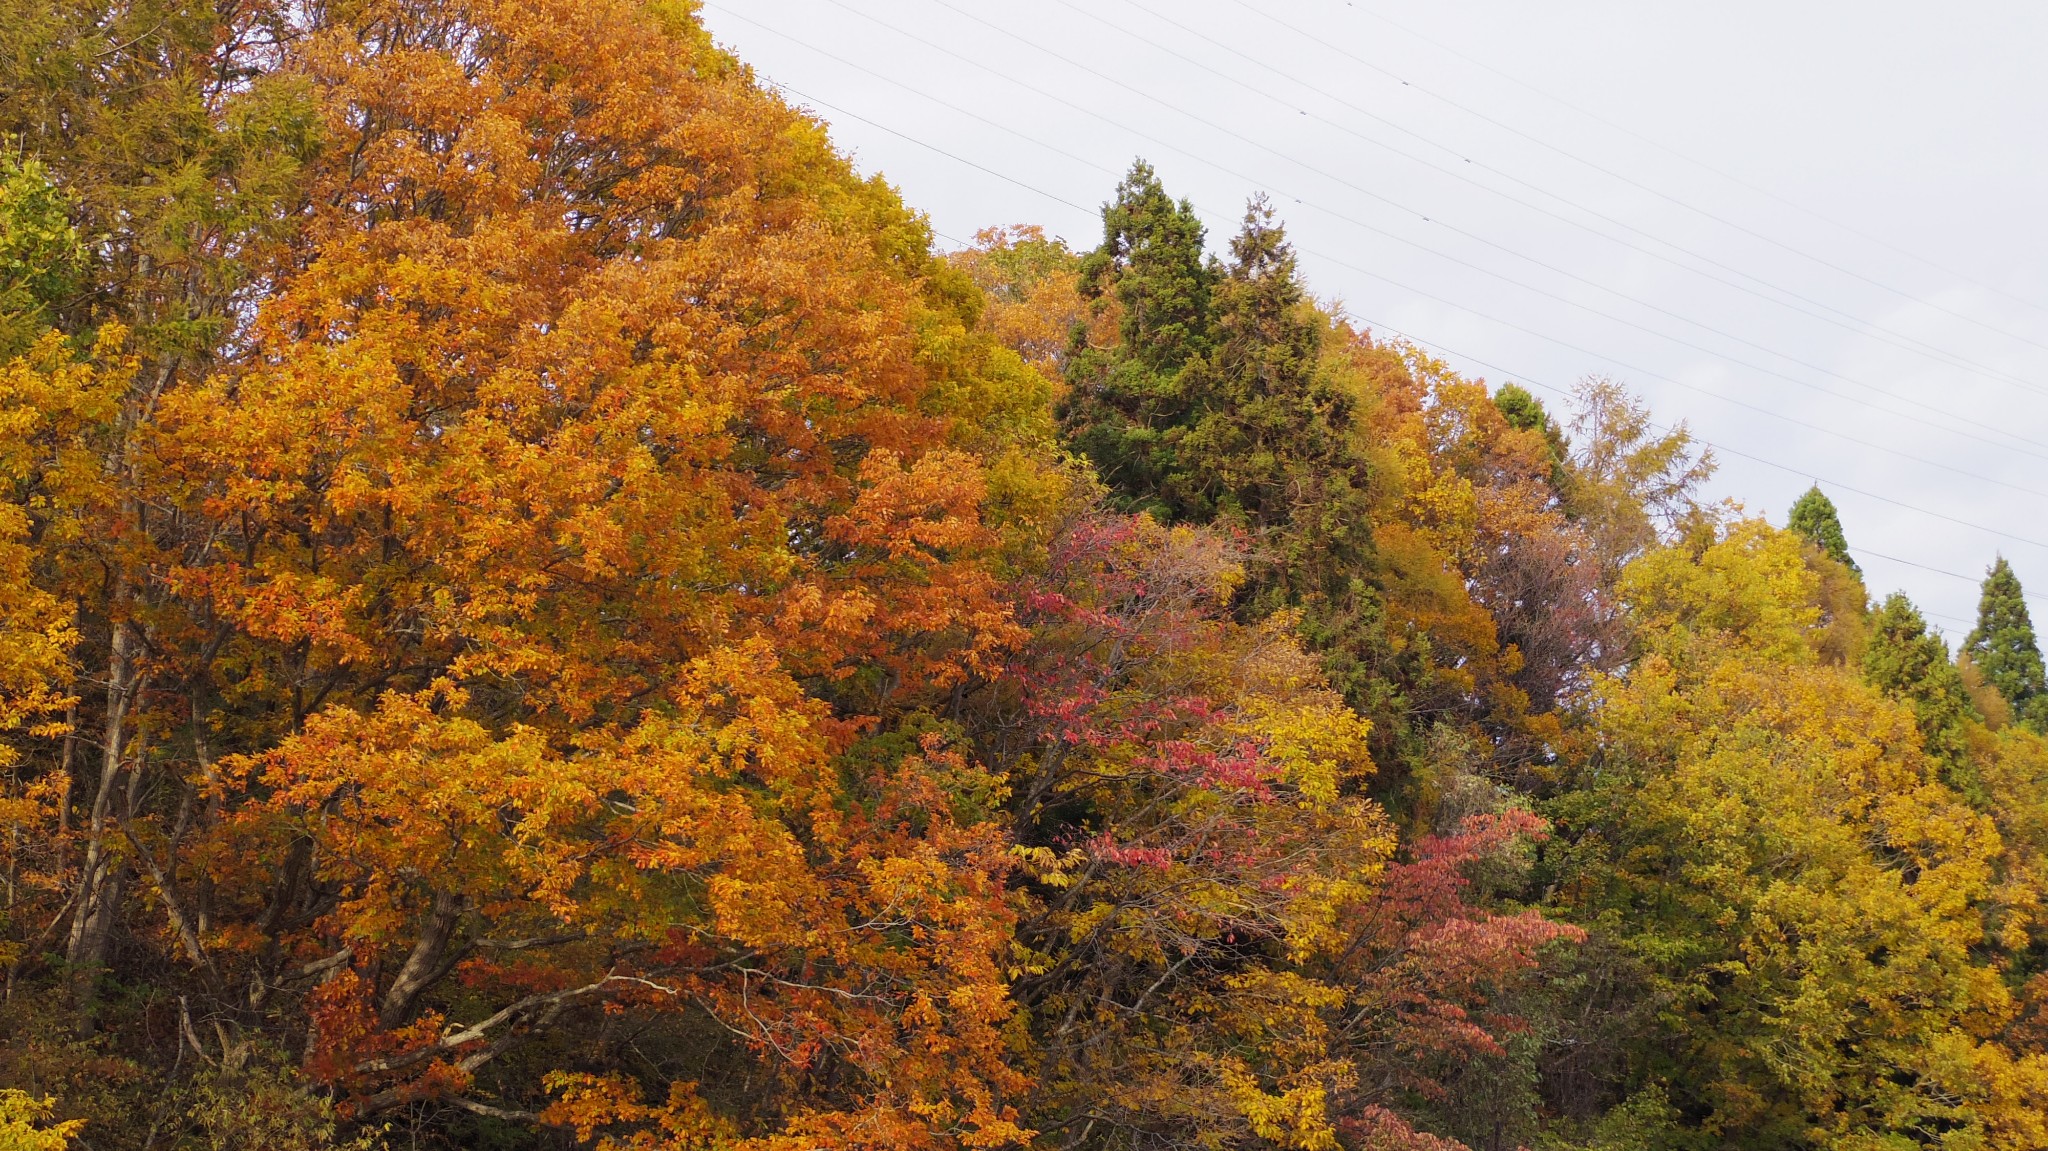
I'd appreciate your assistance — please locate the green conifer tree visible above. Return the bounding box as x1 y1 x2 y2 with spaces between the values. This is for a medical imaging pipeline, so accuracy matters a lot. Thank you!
1180 197 1377 611
1787 485 1858 573
1865 592 1980 792
1059 175 1374 588
1964 556 2048 732
1057 173 1391 720
1174 199 1356 520
1059 160 1215 513
1493 382 1569 489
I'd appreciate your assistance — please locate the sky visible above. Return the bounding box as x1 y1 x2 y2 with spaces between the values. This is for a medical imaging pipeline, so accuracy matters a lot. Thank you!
698 0 2048 638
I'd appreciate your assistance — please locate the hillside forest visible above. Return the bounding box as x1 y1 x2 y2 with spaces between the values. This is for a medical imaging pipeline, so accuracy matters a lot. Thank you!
1 2 2046 1149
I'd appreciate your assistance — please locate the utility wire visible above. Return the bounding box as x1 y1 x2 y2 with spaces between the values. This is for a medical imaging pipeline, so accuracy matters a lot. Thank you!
1306 247 2048 500
719 3 2048 474
1344 312 2036 620
1217 0 2048 359
746 68 2048 509
1857 548 2001 587
1336 0 2048 321
1341 321 2048 613
1343 318 2048 557
1045 0 2048 457
1015 0 2048 403
883 0 2048 456
724 28 2048 605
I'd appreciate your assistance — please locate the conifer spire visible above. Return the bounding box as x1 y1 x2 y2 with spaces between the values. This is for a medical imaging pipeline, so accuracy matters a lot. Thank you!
1866 594 1970 728
1060 159 1216 514
1787 485 1858 573
1865 593 1979 779
1964 556 2048 731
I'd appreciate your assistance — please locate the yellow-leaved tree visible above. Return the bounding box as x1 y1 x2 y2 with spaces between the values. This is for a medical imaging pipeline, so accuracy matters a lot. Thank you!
1552 519 2048 1148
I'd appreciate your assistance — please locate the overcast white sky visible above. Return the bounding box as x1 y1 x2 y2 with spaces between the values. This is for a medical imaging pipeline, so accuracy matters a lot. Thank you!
700 0 2048 637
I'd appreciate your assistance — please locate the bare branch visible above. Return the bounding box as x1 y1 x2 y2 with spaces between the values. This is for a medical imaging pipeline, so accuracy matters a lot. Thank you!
353 973 638 1078
295 947 355 980
473 932 586 952
444 1096 541 1123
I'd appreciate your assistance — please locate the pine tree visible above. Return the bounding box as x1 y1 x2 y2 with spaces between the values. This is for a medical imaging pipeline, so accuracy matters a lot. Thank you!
1493 382 1567 457
1493 382 1569 489
1182 198 1379 614
1060 178 1374 596
1787 485 1858 573
1175 199 1352 526
1059 160 1215 512
1964 556 2048 731
1865 592 1978 778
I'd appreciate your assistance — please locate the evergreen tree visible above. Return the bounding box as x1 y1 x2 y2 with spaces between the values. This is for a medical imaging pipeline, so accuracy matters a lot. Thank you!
1493 382 1569 488
1058 176 1396 727
1865 592 1979 783
1493 382 1546 434
1174 197 1370 566
1493 382 1567 459
1964 556 2048 731
1060 177 1374 597
1059 160 1215 512
1787 485 1858 573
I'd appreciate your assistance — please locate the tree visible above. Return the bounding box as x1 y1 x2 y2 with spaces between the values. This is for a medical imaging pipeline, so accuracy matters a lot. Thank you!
0 0 1060 1142
1345 340 1604 798
1059 160 1216 511
1561 376 1715 588
0 1091 84 1150
0 157 83 358
1491 383 1551 439
1786 485 1859 573
1552 521 2048 1150
0 0 319 1036
20 3 2048 1147
1063 178 1374 567
176 0 1042 1135
1866 592 1979 772
1176 197 1376 607
1491 382 1568 486
1967 557 2048 732
947 225 1084 382
986 510 1573 1149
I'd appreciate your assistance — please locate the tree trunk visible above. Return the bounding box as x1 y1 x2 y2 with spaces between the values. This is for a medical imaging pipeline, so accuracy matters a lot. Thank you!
65 614 136 1025
380 889 464 1028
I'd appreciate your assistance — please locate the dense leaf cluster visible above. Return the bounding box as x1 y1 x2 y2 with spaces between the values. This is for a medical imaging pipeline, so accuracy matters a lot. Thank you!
0 3 2045 1150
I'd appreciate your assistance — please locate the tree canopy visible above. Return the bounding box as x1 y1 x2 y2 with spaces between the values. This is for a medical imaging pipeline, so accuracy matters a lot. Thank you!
1787 484 1859 572
0 7 2044 1150
1968 556 2048 732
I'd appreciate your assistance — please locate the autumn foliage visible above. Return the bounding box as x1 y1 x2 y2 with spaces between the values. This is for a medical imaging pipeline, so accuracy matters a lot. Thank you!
0 1 2045 1149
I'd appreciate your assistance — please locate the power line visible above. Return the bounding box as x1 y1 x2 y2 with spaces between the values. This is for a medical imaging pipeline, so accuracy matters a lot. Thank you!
1342 319 2048 558
718 2 2048 480
1217 0 2048 360
1035 0 2048 404
769 85 1094 214
1858 547 1996 586
1050 0 2048 458
883 0 2048 463
724 26 2048 607
757 62 2048 552
1291 248 2048 500
1339 322 2048 614
1335 0 2048 322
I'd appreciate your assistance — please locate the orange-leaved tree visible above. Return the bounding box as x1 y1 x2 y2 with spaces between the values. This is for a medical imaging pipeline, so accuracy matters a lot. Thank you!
4 0 1061 1143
